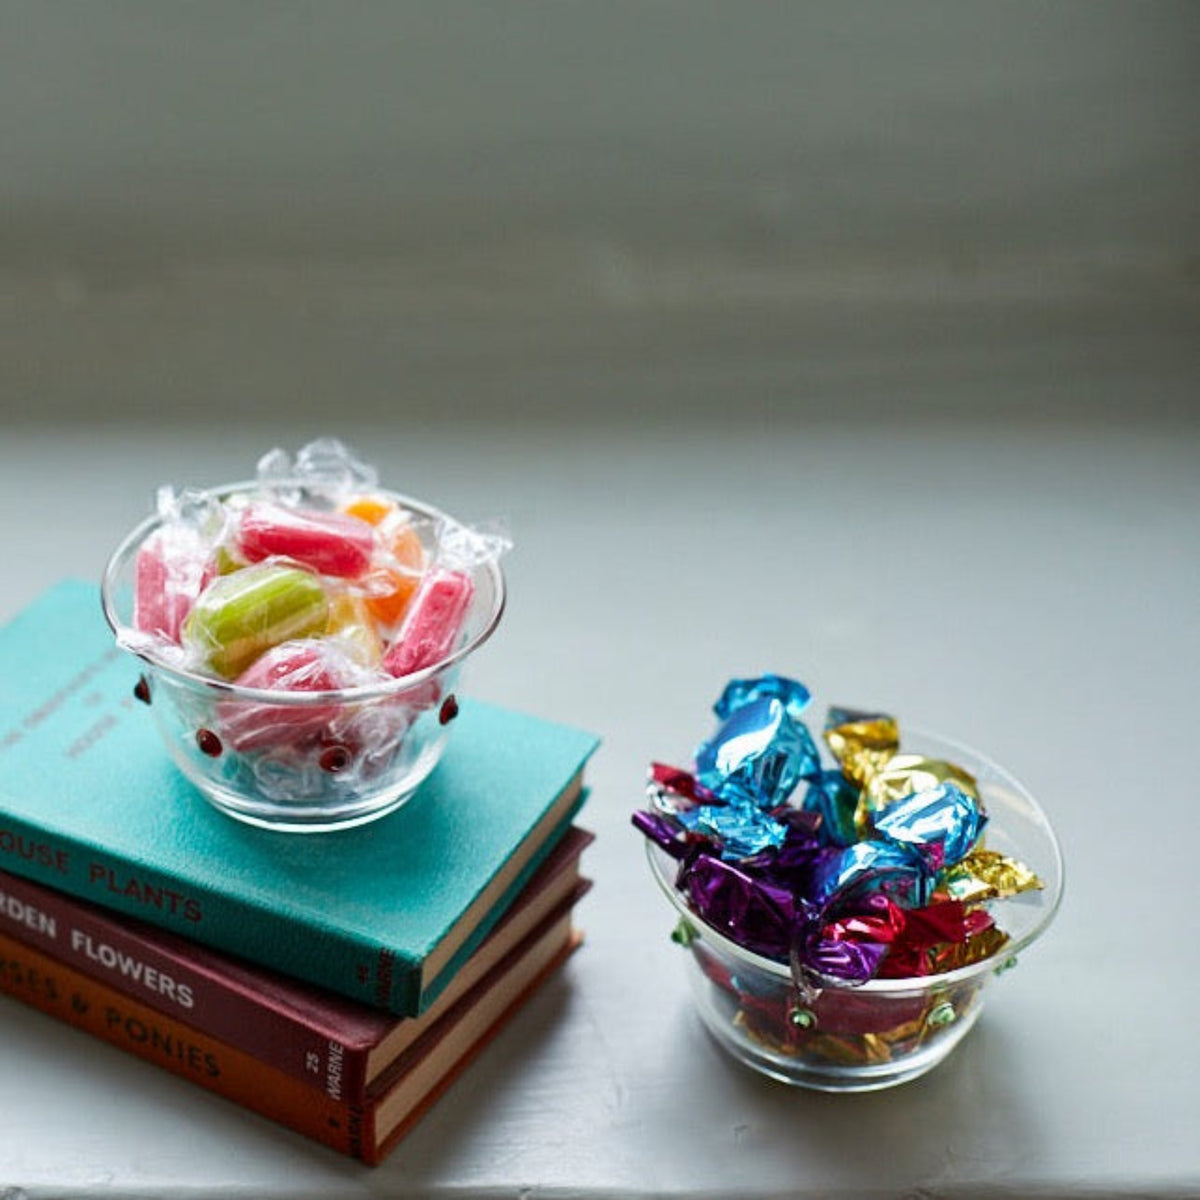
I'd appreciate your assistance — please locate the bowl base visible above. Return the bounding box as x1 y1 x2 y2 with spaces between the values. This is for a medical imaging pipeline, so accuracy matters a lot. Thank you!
697 1001 984 1091
197 781 423 832
178 750 441 832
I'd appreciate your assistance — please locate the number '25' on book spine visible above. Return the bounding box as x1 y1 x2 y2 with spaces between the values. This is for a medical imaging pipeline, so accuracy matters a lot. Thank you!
0 827 592 1102
0 907 580 1165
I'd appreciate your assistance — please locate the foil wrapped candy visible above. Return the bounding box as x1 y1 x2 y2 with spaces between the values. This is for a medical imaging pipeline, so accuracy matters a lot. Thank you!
695 678 821 810
634 675 1042 990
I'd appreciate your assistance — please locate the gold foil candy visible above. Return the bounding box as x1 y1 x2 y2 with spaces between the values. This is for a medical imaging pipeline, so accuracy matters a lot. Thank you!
926 926 1011 973
823 709 899 788
857 754 980 832
735 1009 807 1057
807 1032 894 1066
941 848 1042 903
878 1013 928 1050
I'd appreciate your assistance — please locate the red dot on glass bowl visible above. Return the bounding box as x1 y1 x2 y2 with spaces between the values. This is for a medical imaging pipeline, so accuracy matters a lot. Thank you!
319 745 351 773
439 694 459 726
133 676 151 705
196 729 223 757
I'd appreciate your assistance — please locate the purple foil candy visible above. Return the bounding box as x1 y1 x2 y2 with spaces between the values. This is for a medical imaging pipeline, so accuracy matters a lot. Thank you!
804 935 890 983
630 810 695 859
801 770 860 847
695 696 821 809
713 674 812 723
741 811 825 890
677 801 787 861
762 807 824 869
809 839 932 913
873 781 987 870
681 854 797 960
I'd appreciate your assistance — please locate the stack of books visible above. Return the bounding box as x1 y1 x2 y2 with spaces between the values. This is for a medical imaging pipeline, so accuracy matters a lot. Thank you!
0 581 599 1165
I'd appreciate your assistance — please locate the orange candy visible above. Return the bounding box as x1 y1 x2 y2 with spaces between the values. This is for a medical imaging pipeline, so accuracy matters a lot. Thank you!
364 525 427 630
338 497 428 630
340 495 395 527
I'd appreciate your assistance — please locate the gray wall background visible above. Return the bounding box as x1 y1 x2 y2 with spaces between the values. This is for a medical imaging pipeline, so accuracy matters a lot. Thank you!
1 2 1197 428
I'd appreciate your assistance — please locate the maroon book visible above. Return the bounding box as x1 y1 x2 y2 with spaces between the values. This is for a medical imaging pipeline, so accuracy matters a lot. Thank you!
0 826 592 1102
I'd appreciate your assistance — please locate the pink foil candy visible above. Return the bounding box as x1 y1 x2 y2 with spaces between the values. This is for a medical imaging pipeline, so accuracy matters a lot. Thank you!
383 568 475 678
236 503 376 578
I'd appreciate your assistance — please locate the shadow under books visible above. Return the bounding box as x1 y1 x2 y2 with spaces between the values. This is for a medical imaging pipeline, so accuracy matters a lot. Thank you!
374 966 579 1174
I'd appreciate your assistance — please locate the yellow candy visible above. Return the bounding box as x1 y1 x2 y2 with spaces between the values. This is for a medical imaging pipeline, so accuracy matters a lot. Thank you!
325 593 383 666
210 543 247 576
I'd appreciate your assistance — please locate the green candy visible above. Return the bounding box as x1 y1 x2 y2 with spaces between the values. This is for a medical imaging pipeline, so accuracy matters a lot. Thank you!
210 543 247 576
184 564 329 679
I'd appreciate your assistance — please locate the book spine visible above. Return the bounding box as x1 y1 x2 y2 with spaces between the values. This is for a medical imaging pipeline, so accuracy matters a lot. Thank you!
0 869 371 1099
0 928 373 1162
0 808 421 1015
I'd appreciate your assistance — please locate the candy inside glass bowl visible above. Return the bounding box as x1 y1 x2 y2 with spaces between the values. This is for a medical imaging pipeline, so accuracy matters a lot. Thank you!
644 727 1064 1091
101 445 506 832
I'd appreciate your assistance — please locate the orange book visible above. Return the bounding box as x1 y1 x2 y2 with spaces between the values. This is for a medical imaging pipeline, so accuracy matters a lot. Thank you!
0 908 579 1165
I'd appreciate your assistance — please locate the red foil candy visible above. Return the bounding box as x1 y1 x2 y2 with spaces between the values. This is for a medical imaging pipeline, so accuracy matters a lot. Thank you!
820 897 996 979
822 894 908 946
651 763 719 804
811 987 930 1037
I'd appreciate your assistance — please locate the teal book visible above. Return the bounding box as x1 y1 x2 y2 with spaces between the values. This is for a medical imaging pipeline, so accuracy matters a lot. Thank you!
0 581 599 1017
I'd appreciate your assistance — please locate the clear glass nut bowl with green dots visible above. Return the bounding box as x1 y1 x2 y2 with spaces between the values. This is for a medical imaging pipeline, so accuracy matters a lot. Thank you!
643 728 1064 1092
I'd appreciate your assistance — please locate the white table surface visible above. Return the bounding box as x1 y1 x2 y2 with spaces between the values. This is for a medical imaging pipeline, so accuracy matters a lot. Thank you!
0 412 1197 1198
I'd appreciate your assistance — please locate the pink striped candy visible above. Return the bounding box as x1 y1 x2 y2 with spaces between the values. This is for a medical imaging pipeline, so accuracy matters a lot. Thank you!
382 568 475 678
219 640 352 752
236 503 375 578
134 527 212 644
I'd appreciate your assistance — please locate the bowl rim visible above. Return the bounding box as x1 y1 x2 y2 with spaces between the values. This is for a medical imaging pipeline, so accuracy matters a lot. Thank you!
100 480 507 705
643 725 1065 994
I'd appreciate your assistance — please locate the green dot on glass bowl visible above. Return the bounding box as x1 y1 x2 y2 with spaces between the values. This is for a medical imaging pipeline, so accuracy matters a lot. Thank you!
927 1001 956 1028
788 1007 816 1029
670 918 698 948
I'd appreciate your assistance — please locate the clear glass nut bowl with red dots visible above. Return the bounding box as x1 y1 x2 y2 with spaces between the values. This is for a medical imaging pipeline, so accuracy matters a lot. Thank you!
101 478 506 832
645 730 1064 1091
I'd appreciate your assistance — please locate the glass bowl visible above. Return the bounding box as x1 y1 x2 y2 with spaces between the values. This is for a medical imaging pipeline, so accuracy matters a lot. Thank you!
102 483 505 832
646 729 1064 1091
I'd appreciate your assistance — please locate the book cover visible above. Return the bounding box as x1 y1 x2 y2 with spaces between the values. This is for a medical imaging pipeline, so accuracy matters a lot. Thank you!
0 827 593 1101
0 580 600 1016
0 906 579 1165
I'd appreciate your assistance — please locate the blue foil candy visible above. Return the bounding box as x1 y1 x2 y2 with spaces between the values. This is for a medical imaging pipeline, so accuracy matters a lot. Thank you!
695 696 821 809
677 801 788 861
809 839 932 914
801 769 860 847
713 674 812 722
873 781 987 871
